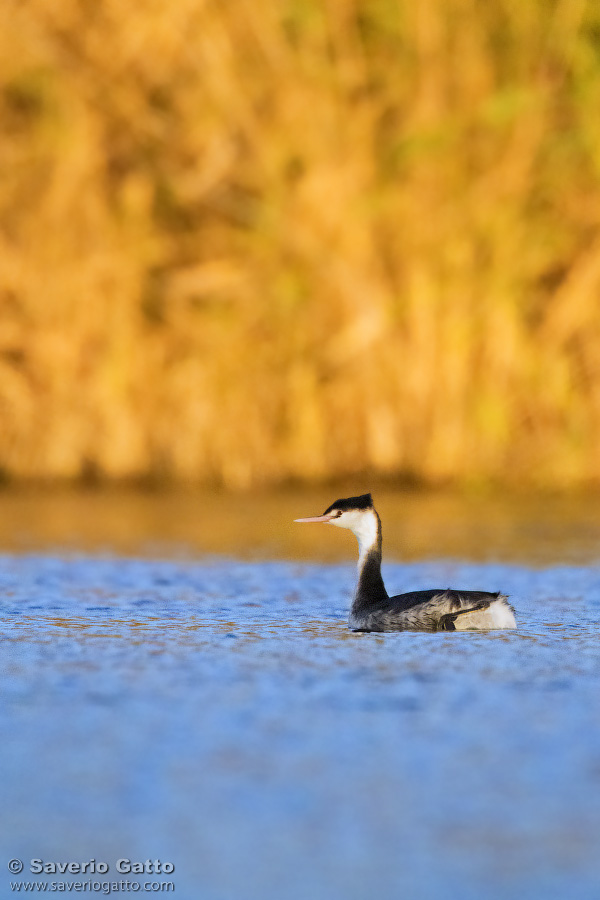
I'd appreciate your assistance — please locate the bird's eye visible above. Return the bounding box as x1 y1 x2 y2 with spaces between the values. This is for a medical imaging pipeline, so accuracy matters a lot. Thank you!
332 510 342 518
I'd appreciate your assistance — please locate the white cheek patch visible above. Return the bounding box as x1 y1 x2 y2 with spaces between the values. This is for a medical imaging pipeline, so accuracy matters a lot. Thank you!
332 509 379 558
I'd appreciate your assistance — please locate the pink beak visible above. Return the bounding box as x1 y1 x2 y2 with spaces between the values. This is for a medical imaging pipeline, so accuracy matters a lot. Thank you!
294 514 336 524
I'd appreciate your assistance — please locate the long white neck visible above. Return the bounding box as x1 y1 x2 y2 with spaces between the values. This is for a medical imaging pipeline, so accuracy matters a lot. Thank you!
353 510 380 569
335 509 388 608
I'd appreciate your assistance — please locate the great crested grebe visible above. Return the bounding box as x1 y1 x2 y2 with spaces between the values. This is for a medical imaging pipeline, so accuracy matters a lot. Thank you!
294 493 517 632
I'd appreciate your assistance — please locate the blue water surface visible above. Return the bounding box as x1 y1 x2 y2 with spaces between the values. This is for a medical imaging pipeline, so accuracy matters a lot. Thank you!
1 553 600 900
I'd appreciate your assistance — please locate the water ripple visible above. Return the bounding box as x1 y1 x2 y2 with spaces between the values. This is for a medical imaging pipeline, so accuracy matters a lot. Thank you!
1 554 599 900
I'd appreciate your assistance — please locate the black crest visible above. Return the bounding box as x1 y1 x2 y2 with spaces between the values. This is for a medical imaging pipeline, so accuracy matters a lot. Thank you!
323 493 374 515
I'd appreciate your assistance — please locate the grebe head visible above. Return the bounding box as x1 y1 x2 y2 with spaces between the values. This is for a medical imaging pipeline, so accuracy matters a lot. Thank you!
294 493 379 553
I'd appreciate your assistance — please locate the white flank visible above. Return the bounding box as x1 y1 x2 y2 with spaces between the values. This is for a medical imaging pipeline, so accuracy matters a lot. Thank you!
453 598 517 631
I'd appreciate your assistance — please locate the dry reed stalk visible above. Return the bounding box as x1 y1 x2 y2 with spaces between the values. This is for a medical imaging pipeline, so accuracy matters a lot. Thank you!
0 0 600 488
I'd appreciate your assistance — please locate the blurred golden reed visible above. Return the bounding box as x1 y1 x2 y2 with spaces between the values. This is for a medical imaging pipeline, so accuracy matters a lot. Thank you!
1 0 600 489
